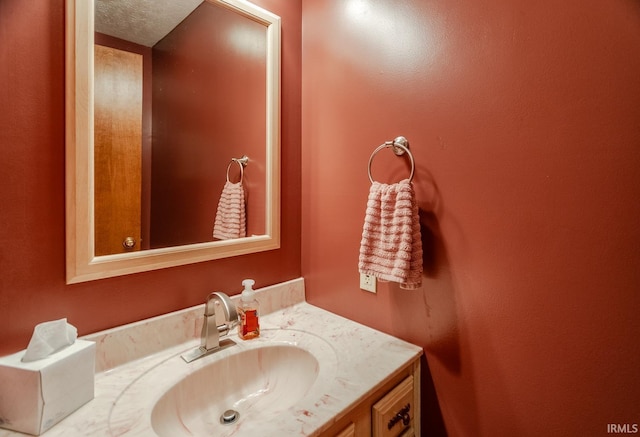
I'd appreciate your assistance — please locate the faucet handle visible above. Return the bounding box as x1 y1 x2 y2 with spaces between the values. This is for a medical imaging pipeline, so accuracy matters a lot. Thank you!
209 292 238 328
183 291 238 363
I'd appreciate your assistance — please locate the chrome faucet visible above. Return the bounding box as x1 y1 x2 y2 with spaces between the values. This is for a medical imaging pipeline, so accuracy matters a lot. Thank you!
181 292 238 363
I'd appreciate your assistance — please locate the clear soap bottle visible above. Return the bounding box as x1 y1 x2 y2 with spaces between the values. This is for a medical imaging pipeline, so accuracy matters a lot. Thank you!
237 279 259 340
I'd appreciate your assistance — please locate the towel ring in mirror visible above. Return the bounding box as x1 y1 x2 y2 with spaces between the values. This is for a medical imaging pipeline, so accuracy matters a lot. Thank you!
226 155 248 183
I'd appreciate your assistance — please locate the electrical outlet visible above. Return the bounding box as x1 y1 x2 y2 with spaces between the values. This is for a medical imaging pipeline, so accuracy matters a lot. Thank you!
360 273 377 293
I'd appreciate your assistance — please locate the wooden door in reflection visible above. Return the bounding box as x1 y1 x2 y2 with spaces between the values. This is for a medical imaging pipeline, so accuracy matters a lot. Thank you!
94 44 142 255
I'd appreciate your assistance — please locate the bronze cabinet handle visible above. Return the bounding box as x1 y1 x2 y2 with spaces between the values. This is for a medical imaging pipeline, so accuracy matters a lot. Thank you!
387 403 411 430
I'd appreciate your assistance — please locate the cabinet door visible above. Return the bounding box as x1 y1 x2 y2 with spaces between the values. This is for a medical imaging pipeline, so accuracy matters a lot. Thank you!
372 376 415 437
334 422 356 437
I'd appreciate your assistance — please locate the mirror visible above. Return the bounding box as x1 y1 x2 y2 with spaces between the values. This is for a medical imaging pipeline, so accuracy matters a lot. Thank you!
65 0 281 283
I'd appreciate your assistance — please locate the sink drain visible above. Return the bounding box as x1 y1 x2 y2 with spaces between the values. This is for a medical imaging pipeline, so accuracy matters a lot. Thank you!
220 409 240 425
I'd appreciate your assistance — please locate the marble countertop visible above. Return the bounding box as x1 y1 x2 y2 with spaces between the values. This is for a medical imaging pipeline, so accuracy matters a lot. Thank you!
0 280 422 437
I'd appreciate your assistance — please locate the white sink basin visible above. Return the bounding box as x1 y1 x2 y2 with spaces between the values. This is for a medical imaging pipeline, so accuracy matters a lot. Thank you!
152 345 319 435
108 329 338 436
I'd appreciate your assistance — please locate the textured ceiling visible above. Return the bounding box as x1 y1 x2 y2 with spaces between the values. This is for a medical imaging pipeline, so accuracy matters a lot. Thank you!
95 0 203 47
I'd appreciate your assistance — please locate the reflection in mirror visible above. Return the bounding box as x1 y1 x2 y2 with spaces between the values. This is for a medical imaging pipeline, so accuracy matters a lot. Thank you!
94 0 267 255
66 0 281 283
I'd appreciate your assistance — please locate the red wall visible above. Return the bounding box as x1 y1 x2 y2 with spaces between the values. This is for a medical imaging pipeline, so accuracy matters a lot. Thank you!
0 0 301 354
150 3 267 247
301 0 640 435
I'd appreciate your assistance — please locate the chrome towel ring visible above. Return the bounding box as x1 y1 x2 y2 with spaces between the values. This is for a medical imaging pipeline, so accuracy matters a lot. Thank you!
367 136 415 184
226 155 249 183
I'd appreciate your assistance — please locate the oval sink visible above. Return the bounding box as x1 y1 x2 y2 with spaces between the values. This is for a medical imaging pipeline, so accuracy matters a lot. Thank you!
152 345 319 436
108 329 338 436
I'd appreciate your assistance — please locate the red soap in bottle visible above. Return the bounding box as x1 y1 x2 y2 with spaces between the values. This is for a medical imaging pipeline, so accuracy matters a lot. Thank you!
237 279 259 340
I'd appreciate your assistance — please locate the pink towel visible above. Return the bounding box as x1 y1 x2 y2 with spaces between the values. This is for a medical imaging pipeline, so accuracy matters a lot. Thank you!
213 181 246 240
358 178 423 289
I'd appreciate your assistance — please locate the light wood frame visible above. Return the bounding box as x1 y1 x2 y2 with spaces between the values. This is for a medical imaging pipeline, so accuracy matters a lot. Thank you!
65 0 281 283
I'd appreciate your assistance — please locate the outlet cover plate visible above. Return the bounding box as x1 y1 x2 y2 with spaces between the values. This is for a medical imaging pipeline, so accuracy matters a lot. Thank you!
360 273 377 293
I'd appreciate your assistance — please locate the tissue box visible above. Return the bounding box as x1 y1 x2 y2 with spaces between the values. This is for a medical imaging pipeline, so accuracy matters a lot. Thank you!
0 340 95 435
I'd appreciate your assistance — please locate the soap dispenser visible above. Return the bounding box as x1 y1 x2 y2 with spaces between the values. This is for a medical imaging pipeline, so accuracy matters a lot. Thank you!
237 279 259 340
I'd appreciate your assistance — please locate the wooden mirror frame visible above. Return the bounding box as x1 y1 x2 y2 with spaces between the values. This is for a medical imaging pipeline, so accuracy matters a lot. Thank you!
65 0 281 284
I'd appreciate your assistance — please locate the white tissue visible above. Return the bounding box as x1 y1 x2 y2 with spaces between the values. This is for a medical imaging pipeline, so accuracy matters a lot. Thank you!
21 318 78 362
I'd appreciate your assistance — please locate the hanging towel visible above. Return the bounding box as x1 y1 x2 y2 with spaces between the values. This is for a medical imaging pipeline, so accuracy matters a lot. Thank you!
358 178 423 289
213 181 246 240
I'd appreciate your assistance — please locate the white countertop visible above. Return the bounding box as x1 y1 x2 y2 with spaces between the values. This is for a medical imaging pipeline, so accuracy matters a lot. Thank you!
0 280 422 437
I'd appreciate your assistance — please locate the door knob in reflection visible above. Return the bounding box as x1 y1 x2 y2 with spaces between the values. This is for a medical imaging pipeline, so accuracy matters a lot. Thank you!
122 237 136 249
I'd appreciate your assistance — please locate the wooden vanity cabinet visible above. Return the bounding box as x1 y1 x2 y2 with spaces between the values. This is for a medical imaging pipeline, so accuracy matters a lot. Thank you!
320 358 420 437
334 423 356 437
